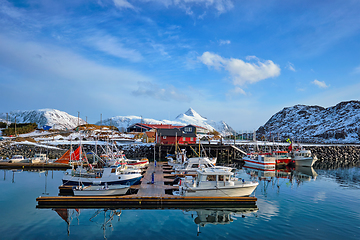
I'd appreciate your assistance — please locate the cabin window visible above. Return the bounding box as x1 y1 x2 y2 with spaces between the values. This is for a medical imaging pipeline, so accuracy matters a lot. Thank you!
183 137 186 141
111 168 116 173
206 175 216 181
191 164 199 168
218 175 224 181
163 136 167 139
184 127 192 132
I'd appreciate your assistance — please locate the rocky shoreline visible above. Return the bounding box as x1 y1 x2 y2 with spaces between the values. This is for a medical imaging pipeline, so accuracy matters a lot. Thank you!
0 142 154 161
234 144 360 169
1 142 359 169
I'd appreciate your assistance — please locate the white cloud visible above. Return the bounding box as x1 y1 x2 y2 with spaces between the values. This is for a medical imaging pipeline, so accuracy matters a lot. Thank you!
198 11 207 19
113 0 135 9
198 51 281 86
85 35 143 62
219 39 231 45
312 79 329 88
0 34 150 91
353 65 360 74
142 0 234 14
198 51 225 69
231 86 246 95
132 81 191 102
287 62 296 72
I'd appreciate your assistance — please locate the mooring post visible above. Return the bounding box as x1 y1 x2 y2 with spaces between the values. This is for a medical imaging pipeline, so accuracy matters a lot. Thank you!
227 148 229 165
159 145 161 161
151 172 154 184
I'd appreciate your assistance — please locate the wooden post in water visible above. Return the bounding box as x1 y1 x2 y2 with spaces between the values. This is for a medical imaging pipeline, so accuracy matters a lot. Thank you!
227 148 229 165
159 145 161 161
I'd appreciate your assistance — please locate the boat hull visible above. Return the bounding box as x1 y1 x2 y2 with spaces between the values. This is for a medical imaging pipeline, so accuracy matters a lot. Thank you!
294 157 316 167
181 184 258 197
73 185 130 196
62 175 142 186
243 160 276 170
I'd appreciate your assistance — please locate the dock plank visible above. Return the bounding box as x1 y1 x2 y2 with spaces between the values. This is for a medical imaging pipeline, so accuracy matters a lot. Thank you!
137 162 166 197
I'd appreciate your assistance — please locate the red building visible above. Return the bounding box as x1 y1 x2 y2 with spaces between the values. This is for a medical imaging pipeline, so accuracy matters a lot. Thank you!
156 128 197 145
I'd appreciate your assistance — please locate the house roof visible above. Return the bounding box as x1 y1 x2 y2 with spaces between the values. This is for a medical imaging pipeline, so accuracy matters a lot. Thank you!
145 131 156 138
180 124 208 130
128 123 184 130
157 128 196 137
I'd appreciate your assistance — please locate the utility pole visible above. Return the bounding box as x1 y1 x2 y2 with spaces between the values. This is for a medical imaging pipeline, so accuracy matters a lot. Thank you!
77 111 80 127
14 116 17 137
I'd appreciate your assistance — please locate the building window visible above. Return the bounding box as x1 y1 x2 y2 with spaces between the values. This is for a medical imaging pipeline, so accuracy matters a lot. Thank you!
184 127 192 132
163 136 167 139
183 137 186 141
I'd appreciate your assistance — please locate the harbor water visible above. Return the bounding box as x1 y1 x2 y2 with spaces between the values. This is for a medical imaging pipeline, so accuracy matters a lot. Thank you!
0 166 359 239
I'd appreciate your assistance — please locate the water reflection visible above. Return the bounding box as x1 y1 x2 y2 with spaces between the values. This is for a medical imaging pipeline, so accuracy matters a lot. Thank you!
52 206 258 238
239 166 318 195
54 208 121 239
183 207 258 236
317 167 360 189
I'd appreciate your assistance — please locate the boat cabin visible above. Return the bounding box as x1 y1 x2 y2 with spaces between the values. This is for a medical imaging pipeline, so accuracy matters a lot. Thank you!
194 168 235 187
294 150 312 158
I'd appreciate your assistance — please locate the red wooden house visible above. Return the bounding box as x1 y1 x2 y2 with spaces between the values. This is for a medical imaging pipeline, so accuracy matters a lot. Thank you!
156 128 197 145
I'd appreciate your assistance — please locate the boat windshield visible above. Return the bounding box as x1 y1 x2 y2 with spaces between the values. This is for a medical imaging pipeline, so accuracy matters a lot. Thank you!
206 175 216 181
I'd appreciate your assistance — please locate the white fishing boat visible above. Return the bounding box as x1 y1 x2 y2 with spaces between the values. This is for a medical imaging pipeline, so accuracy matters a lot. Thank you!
102 150 149 169
9 155 28 163
176 167 259 197
62 164 142 186
292 149 318 167
174 157 231 174
167 149 187 168
167 146 217 169
73 183 130 196
126 158 149 169
242 153 276 170
30 153 49 163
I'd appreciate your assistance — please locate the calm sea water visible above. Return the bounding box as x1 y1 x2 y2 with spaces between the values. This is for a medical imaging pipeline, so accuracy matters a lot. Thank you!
0 166 359 240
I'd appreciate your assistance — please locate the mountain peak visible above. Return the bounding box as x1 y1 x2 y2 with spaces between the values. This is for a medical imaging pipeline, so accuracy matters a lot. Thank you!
183 108 207 120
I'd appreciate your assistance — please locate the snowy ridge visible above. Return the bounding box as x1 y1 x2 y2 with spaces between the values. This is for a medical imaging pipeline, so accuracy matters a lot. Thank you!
96 116 185 132
0 109 86 130
258 100 360 143
101 108 235 136
0 108 235 135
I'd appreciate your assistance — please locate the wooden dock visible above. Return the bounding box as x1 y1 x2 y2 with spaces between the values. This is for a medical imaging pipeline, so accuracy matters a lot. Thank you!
36 162 257 209
0 162 71 170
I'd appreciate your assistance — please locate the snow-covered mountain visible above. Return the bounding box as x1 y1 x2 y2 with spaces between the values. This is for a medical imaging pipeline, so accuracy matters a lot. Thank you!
175 108 234 135
0 109 86 130
97 116 185 132
257 100 360 143
98 108 234 135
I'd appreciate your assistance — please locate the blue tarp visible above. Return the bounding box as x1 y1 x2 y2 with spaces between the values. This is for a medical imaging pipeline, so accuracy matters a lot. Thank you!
43 125 52 130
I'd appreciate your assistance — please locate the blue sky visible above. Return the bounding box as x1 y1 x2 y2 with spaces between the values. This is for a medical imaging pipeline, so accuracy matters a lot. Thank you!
1 0 360 130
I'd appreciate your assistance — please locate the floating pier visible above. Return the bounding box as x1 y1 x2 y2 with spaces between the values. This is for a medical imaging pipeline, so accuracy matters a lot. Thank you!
0 162 71 170
36 162 257 209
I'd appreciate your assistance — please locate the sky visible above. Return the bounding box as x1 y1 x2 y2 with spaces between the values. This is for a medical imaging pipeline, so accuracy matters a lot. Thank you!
1 0 360 131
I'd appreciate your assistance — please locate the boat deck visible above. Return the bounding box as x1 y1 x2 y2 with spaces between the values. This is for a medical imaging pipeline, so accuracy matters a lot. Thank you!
37 162 257 209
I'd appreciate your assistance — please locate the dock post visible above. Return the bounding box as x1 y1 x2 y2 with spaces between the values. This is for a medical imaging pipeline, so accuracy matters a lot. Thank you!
151 172 154 184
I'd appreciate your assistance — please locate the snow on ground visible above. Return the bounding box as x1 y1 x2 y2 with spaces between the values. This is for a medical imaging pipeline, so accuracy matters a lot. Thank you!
9 141 63 149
